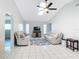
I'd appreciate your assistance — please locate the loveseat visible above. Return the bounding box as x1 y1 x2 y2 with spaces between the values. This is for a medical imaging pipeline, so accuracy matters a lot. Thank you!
44 33 63 45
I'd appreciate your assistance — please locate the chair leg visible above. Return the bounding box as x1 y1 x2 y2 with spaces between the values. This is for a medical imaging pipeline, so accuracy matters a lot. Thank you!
73 42 74 51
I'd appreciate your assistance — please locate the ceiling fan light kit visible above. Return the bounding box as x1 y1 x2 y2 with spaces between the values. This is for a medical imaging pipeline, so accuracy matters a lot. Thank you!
45 8 48 11
37 0 57 15
38 8 44 11
40 2 46 8
38 11 45 15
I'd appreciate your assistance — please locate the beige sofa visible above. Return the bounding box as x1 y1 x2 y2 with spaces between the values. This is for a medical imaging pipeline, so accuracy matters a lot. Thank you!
44 33 63 45
14 31 30 46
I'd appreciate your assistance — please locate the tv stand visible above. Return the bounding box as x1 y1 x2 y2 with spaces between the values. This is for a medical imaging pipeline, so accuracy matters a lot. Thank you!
32 32 41 38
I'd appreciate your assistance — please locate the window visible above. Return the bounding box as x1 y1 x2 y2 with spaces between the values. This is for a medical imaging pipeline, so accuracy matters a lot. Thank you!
51 24 54 32
43 24 47 34
18 24 23 31
26 24 29 34
5 24 11 30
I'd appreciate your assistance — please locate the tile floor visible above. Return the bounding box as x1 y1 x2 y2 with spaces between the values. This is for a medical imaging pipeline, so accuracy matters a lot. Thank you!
3 44 79 59
1 39 79 59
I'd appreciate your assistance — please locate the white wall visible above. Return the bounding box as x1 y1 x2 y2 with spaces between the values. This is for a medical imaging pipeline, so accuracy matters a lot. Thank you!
50 0 79 39
0 0 22 57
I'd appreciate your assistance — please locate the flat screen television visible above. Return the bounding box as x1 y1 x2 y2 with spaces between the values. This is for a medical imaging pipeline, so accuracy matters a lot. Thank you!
34 27 40 30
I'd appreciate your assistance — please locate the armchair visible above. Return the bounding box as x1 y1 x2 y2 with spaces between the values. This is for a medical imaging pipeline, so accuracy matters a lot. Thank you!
14 31 30 46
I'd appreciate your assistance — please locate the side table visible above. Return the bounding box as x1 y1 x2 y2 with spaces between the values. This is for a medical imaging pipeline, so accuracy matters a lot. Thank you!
66 38 79 51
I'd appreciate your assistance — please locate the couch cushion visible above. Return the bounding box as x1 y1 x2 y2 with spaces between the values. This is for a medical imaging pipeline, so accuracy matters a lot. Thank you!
49 33 59 38
20 34 24 38
24 33 27 36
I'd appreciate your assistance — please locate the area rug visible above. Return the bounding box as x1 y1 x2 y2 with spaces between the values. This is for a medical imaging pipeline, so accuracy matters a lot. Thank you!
30 38 51 46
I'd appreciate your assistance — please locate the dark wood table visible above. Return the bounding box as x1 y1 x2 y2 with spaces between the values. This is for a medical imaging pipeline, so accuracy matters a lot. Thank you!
66 38 79 51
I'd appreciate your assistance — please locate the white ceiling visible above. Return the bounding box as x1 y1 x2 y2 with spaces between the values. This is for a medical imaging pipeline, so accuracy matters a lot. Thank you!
14 0 73 22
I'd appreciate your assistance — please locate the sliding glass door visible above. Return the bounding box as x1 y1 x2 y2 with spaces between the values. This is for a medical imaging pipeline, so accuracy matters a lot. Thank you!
5 14 12 53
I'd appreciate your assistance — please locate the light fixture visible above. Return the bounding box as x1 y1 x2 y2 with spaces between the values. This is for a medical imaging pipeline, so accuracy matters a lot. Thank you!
38 11 44 15
37 0 57 15
44 8 48 12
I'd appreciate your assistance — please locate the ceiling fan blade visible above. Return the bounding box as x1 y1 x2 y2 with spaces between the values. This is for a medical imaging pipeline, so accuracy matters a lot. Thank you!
48 8 57 10
47 2 53 8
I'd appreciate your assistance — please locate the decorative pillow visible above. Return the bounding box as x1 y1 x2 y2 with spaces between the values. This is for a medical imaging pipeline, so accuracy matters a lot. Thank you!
59 33 63 39
50 33 59 39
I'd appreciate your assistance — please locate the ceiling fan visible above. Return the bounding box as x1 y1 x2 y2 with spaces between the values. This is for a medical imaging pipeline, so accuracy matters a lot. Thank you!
37 0 57 15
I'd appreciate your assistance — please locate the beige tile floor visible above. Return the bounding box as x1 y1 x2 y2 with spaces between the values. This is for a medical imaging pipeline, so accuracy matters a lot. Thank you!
3 44 79 59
